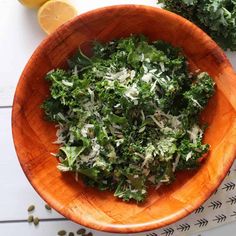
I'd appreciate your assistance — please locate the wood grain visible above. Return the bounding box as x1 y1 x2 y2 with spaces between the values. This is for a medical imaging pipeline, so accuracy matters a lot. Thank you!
12 5 236 233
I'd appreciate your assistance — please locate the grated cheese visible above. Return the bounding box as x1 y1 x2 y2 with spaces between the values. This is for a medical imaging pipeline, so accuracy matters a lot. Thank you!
73 66 78 76
130 70 136 79
188 124 203 144
186 151 193 161
124 83 139 102
141 73 153 83
159 62 165 72
80 124 94 137
87 88 95 104
62 80 73 87
172 154 180 172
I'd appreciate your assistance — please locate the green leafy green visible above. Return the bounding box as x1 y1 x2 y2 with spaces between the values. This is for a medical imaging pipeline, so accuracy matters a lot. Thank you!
159 0 236 50
42 35 215 202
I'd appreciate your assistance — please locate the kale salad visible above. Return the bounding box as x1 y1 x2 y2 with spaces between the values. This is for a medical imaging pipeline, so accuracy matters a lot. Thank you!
42 36 215 202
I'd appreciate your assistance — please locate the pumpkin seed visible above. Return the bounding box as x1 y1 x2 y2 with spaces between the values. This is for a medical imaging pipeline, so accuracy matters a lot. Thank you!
69 232 75 236
33 217 39 226
77 228 86 234
27 205 35 212
58 230 67 236
45 204 52 211
27 215 34 223
85 233 93 236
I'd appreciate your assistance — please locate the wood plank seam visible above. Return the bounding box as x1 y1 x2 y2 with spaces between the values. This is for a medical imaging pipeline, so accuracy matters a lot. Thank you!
0 218 67 224
0 106 12 109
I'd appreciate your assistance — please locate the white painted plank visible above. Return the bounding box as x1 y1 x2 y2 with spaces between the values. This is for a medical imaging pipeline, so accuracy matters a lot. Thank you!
0 0 45 107
0 220 107 236
226 51 236 70
1 217 236 236
0 108 62 220
0 220 155 236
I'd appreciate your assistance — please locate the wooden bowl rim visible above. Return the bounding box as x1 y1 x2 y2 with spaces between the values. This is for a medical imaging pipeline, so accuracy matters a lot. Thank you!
12 5 236 233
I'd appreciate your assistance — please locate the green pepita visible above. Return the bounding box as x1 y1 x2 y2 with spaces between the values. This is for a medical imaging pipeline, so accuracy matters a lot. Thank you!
85 233 93 236
58 230 67 236
45 204 52 211
33 217 39 226
69 232 75 236
27 205 35 212
27 215 34 223
77 228 86 235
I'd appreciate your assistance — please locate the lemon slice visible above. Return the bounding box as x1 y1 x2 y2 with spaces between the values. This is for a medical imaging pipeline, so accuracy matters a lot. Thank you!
19 0 49 8
38 0 78 34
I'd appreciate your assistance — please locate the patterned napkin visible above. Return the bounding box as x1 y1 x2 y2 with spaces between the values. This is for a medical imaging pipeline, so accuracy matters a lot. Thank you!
140 160 236 236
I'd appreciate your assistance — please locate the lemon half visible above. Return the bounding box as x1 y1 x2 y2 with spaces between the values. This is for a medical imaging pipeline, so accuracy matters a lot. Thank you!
18 0 49 9
38 0 78 34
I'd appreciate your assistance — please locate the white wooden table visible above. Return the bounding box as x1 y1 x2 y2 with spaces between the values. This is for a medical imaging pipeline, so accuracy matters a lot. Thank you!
1 1 236 235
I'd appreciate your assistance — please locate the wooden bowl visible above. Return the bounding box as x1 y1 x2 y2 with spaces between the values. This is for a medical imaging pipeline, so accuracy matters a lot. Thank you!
12 5 236 233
